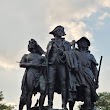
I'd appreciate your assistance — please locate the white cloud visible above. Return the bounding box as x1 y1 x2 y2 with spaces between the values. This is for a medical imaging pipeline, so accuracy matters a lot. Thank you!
47 0 96 42
65 21 93 41
100 0 110 8
96 12 110 29
99 12 110 20
0 55 17 70
96 21 105 29
0 61 16 70
0 0 106 55
47 0 99 22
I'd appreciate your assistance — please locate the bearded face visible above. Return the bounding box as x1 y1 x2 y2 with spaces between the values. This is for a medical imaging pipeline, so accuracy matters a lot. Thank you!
78 40 88 49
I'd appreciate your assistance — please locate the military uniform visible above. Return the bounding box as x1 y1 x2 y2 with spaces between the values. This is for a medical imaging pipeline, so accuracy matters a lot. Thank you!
46 37 71 108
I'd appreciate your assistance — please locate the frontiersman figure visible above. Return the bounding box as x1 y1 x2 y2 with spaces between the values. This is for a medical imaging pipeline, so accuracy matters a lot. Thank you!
68 37 99 110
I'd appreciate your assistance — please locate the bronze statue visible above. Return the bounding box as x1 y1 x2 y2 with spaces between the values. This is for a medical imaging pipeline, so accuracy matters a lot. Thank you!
46 25 71 109
19 39 46 110
68 37 99 110
18 26 101 110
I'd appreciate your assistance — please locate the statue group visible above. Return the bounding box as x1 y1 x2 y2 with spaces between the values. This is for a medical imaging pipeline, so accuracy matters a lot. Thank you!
19 25 101 110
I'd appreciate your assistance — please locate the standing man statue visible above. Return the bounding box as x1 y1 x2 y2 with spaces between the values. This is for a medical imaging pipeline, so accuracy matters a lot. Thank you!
19 39 46 110
46 25 71 109
68 37 99 110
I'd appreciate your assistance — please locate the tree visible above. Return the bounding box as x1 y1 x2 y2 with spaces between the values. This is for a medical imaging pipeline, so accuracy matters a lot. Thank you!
0 91 14 110
95 92 110 110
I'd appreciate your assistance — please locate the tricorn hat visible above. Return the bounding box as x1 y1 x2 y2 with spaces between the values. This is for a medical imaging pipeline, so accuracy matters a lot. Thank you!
49 25 66 36
76 37 90 46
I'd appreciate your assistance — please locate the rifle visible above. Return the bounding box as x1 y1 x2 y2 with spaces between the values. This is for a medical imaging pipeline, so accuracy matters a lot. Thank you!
96 56 103 86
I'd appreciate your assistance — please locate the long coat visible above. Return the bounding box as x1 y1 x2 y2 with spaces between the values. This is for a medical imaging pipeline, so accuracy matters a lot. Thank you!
46 38 71 94
68 48 99 102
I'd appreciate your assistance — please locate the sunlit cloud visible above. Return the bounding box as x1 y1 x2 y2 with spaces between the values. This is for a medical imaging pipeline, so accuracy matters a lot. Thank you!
65 21 93 41
0 55 17 70
0 61 17 70
47 0 99 21
96 12 110 29
100 0 110 8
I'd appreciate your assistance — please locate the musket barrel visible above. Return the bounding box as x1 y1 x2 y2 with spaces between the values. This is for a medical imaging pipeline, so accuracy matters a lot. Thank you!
96 56 103 85
98 56 103 75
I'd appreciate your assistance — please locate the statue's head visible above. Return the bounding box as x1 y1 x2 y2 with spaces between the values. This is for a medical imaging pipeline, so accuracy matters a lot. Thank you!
28 39 38 52
76 37 90 49
49 25 66 37
28 39 45 55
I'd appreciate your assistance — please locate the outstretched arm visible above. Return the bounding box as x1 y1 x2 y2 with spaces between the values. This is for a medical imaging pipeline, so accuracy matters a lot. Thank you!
19 54 30 68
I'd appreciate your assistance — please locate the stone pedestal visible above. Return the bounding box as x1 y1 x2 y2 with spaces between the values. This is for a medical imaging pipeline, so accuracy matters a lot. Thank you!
31 106 68 110
31 106 48 110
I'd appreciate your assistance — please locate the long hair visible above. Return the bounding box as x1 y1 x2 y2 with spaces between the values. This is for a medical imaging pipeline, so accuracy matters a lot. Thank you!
28 39 45 55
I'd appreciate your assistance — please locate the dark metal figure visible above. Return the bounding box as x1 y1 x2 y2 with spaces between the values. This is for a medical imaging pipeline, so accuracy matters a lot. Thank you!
19 39 46 110
68 37 99 110
46 25 71 109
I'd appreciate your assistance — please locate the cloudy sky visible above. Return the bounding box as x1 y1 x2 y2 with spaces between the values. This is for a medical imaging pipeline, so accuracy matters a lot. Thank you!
0 0 110 109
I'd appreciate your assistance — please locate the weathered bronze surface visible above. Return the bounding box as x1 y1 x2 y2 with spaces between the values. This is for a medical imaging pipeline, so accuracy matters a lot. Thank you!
18 26 101 110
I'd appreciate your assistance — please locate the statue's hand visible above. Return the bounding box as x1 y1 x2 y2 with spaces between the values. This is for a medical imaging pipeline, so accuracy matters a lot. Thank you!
70 40 76 46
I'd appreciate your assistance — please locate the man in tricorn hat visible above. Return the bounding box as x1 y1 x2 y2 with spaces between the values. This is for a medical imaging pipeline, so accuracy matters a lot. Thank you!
46 25 71 109
68 37 99 110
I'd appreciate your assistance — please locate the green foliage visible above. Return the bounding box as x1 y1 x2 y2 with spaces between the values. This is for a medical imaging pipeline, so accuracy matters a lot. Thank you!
95 92 110 110
0 91 14 110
